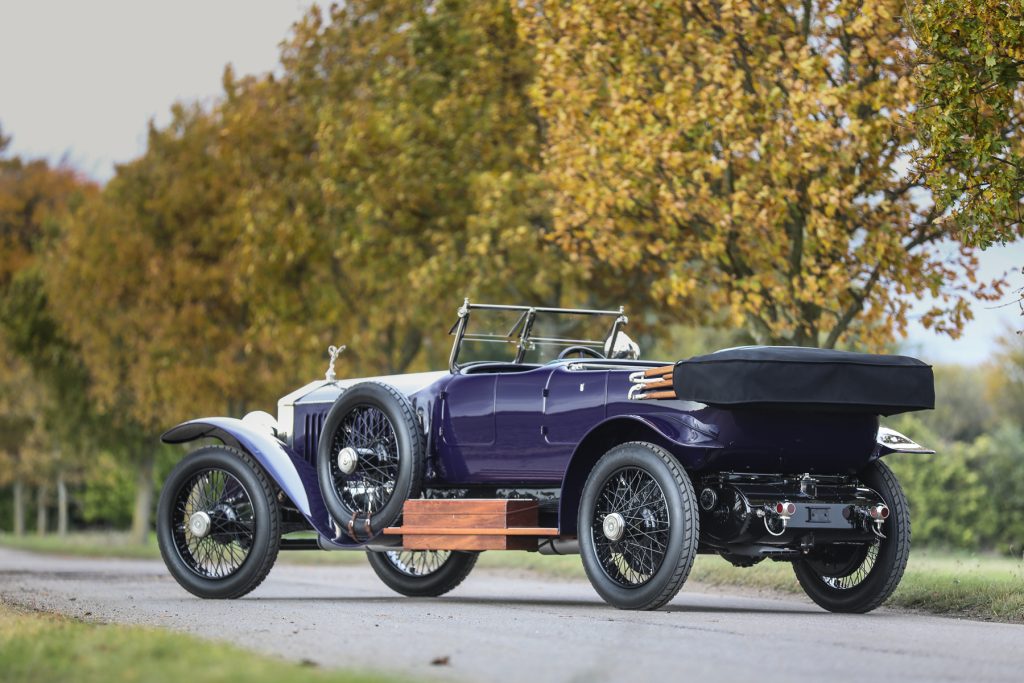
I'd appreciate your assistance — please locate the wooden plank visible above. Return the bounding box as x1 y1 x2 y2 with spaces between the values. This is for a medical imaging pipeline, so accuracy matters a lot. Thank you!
401 534 537 551
641 377 673 390
403 498 538 529
643 390 677 400
403 499 533 515
643 364 674 379
382 526 558 536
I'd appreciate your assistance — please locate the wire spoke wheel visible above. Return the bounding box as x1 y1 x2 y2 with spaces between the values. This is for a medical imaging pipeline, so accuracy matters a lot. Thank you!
329 405 400 516
578 442 698 610
792 461 910 614
818 543 879 590
384 550 452 577
367 548 478 597
317 382 424 534
158 446 280 599
170 467 255 579
592 466 671 587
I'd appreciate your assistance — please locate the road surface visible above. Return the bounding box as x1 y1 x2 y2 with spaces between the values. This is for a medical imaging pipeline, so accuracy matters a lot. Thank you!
0 546 1020 682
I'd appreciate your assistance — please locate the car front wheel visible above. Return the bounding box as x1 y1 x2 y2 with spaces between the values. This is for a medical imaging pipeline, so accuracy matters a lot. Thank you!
578 441 699 610
157 445 280 599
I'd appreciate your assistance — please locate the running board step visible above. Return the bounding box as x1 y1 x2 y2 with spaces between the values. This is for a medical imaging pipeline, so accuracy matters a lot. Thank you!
383 499 558 551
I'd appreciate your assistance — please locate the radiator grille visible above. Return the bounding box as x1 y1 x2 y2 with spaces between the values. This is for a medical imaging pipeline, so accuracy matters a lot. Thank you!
303 410 327 463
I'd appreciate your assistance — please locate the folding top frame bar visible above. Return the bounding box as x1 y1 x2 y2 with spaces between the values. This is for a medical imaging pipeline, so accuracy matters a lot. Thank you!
447 299 628 373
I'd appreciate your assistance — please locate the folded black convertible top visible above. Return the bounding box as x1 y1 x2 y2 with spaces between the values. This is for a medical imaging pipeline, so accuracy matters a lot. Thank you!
673 346 934 416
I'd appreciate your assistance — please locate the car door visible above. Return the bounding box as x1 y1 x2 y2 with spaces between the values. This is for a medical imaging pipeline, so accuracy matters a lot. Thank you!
441 374 496 452
489 367 557 481
542 365 609 446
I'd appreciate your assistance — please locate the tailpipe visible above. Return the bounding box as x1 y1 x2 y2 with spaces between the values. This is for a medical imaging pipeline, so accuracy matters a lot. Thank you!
538 538 580 555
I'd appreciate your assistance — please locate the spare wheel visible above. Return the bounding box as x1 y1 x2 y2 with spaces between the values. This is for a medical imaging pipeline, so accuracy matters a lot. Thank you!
317 381 424 538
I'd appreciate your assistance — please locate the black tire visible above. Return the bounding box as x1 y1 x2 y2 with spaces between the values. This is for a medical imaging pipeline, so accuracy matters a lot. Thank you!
157 445 280 599
578 441 699 610
366 549 478 597
317 382 424 536
793 459 910 613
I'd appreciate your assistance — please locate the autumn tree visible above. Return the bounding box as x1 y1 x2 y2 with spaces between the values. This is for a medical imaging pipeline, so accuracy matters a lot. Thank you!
0 125 97 535
985 327 1024 425
0 337 35 535
911 0 1024 248
45 105 269 543
234 0 575 379
517 0 1008 349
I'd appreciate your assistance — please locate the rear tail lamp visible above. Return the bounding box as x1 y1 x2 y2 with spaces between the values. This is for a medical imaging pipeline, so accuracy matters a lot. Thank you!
775 501 796 516
869 504 890 520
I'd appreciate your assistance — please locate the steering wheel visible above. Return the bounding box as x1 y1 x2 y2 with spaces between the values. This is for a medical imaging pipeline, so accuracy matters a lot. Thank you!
558 345 606 360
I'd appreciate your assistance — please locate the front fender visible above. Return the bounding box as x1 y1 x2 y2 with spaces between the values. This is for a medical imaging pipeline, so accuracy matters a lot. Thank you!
162 417 351 544
557 413 723 536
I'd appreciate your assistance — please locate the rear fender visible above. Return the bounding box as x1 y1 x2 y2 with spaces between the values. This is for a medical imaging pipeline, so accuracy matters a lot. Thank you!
557 414 722 536
161 417 356 546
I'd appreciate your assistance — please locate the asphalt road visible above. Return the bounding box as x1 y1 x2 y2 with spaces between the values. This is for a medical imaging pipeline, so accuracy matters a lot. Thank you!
1 546 1021 683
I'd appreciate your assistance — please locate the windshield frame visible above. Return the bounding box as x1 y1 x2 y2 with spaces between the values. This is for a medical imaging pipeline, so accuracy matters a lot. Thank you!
447 300 628 373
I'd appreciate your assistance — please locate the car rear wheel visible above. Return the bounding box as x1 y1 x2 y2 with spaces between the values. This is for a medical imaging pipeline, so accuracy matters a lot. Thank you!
366 549 478 597
157 445 280 599
578 441 699 610
317 382 425 538
793 460 910 613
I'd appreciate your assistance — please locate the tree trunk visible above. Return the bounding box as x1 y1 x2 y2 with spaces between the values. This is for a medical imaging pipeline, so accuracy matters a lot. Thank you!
36 484 48 535
13 479 25 537
57 473 69 536
130 450 156 545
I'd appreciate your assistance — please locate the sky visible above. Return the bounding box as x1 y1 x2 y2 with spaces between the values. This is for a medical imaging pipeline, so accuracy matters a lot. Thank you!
1 0 1021 365
0 1 311 178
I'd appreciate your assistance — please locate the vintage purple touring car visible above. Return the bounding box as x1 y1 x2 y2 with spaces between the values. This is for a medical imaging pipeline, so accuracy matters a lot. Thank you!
157 301 934 611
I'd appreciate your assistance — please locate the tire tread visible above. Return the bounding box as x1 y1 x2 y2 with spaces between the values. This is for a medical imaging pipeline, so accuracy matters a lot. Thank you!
367 550 478 597
317 381 424 532
579 441 700 610
157 444 280 599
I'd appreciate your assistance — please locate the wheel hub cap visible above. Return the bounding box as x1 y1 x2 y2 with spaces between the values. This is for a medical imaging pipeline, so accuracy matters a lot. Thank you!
603 512 626 541
188 511 212 538
337 446 358 475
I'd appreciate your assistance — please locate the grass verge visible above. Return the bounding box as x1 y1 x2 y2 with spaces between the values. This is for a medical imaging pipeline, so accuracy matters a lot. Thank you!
476 549 1024 622
0 531 162 559
0 602 400 683
3 532 1021 623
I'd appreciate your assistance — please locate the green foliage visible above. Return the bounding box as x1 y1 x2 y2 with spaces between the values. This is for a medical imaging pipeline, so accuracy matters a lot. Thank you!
76 451 135 528
911 0 1024 247
970 424 1024 555
0 491 11 531
889 364 996 442
888 438 988 549
889 416 1024 555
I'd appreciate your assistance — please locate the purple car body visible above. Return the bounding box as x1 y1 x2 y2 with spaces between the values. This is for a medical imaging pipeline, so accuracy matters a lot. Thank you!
158 302 935 612
165 358 891 545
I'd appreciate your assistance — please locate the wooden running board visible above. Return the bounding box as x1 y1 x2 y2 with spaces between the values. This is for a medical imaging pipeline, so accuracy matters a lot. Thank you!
384 499 558 551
